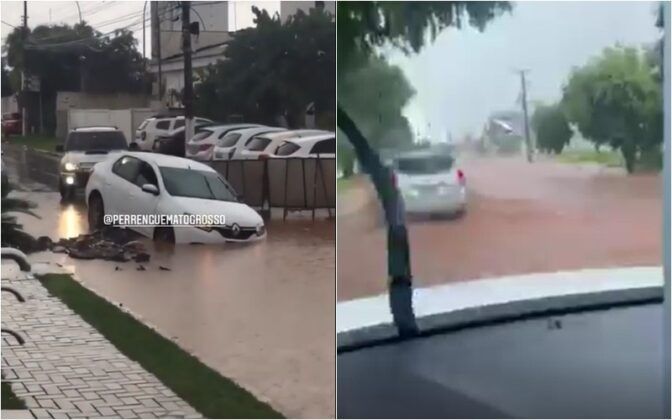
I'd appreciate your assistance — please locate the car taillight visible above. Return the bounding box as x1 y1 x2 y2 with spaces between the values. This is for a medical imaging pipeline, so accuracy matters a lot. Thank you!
390 171 397 189
457 169 466 185
259 153 270 160
198 144 212 151
141 131 146 140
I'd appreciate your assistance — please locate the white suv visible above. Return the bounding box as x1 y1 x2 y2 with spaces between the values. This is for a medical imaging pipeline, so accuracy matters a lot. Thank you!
57 126 128 201
134 116 213 151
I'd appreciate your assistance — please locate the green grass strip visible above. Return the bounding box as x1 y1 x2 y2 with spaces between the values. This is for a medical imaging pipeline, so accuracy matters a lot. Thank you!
1 381 26 409
36 273 283 419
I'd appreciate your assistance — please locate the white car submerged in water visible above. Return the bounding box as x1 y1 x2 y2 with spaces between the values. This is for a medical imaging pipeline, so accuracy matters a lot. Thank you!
85 152 266 244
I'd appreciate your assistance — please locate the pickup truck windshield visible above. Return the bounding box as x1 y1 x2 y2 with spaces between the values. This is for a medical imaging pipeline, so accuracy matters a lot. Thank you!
65 131 128 152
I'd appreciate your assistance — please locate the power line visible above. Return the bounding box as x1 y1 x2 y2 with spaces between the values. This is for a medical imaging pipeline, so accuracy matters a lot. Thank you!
1 20 19 29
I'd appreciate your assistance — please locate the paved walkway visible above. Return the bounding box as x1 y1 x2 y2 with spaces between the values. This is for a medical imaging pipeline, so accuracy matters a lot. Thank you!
1 262 201 419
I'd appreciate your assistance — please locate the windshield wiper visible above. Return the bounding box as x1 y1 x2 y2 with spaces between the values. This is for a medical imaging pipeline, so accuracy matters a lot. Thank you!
338 106 419 338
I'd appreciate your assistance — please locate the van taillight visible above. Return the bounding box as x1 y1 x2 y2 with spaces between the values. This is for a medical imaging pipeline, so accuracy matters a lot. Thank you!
457 169 466 185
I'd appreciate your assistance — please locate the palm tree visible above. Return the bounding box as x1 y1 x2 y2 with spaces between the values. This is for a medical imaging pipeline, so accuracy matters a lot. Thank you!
1 184 39 252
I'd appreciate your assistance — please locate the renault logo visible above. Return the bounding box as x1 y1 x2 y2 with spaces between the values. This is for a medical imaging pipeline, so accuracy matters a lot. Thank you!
231 224 241 236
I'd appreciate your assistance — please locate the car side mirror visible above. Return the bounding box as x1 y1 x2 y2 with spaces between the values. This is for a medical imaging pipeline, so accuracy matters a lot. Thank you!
141 184 159 195
128 142 139 151
55 145 64 152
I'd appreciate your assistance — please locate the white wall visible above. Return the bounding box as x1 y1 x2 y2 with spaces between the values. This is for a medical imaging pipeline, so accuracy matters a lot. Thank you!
68 109 155 145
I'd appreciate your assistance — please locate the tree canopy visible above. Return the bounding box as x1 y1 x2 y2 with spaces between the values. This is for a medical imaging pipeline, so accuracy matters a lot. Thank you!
194 6 335 129
338 55 415 150
337 1 511 72
4 22 150 94
561 46 662 172
531 103 572 154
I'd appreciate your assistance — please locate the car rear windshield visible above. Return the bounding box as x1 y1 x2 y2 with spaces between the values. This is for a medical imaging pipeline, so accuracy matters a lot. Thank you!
275 141 300 156
159 167 237 202
190 130 213 142
395 155 455 174
218 132 241 147
246 136 271 151
65 131 128 152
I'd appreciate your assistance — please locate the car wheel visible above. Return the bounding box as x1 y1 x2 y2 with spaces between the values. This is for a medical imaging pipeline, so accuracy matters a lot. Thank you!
153 227 175 244
88 193 105 231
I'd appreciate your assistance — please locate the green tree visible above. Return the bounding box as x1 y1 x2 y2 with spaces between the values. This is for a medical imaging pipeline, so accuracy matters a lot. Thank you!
4 23 150 133
195 6 335 129
561 46 662 173
1 60 12 98
338 1 511 72
531 103 572 154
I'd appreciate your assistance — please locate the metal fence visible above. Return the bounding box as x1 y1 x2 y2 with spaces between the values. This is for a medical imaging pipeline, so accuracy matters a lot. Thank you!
210 157 336 219
2 144 336 220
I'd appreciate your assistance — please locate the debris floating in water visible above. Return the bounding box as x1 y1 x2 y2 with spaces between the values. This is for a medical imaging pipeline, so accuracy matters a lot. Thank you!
47 228 150 263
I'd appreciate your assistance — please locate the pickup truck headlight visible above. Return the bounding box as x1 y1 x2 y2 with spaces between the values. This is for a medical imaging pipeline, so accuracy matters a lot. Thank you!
63 162 77 171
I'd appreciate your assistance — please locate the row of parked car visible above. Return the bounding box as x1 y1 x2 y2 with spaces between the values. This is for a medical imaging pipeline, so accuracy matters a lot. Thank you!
133 115 336 161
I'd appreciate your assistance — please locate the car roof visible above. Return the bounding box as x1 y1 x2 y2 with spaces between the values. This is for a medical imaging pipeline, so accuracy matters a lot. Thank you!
260 129 329 140
282 133 335 144
70 126 120 132
224 126 285 136
120 152 215 172
202 123 260 132
394 149 454 160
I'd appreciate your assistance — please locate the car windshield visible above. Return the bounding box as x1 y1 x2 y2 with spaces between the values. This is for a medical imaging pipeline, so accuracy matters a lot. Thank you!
336 1 665 338
159 167 237 202
65 131 128 152
138 120 150 130
394 155 454 174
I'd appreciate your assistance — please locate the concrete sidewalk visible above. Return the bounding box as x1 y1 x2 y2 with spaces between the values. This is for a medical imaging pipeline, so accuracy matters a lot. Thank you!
1 262 201 419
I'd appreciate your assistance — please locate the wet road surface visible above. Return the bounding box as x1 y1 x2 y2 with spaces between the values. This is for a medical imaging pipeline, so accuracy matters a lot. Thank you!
4 153 335 418
338 155 662 301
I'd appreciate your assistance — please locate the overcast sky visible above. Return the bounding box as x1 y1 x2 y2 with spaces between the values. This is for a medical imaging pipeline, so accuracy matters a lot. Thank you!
386 1 661 141
1 1 279 55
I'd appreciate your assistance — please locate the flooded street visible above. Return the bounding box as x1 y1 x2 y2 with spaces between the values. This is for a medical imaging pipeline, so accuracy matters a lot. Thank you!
338 155 662 301
4 154 335 418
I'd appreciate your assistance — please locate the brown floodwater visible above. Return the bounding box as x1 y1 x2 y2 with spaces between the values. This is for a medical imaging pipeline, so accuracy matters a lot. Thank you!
338 155 662 301
16 192 335 418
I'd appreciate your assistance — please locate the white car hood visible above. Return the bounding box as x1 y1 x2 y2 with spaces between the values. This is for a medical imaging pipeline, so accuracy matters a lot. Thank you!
60 151 123 166
170 196 263 227
337 266 663 333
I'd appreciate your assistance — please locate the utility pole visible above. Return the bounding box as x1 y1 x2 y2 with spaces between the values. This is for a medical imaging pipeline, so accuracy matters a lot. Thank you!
517 69 533 162
142 1 147 61
21 1 27 136
181 1 194 153
152 2 163 106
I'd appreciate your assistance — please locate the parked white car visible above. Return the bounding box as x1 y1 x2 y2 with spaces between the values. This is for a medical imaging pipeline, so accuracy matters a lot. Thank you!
212 126 287 161
239 129 330 160
85 152 266 244
134 115 213 151
184 123 261 161
271 133 336 158
392 150 466 215
57 126 128 201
